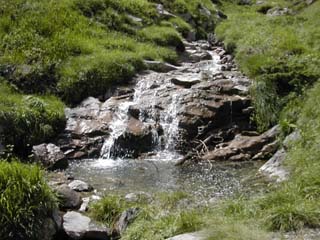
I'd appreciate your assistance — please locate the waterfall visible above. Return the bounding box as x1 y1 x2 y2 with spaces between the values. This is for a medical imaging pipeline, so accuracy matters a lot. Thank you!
100 101 133 159
98 44 222 162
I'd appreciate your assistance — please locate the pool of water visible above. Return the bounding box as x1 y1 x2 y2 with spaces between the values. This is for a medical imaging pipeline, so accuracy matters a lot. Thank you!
66 152 264 200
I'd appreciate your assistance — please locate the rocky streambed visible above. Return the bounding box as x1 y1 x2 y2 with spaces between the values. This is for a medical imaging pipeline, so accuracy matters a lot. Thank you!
33 40 285 240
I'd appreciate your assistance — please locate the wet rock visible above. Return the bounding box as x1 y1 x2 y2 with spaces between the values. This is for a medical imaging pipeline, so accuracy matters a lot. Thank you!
63 211 110 240
187 50 212 62
32 143 68 170
144 60 180 73
112 118 155 157
166 231 207 240
68 180 93 192
171 77 201 88
113 208 140 236
55 184 82 210
252 140 279 160
202 125 280 161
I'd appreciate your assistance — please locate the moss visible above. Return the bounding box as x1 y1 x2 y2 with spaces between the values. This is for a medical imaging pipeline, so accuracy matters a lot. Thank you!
0 160 57 240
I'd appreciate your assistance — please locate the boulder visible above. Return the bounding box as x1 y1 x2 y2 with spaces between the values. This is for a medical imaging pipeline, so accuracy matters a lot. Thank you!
171 77 201 88
68 180 93 192
112 118 155 158
55 184 82 210
32 143 68 170
113 208 140 236
202 125 280 161
259 148 288 182
166 231 207 240
63 211 110 240
259 130 299 182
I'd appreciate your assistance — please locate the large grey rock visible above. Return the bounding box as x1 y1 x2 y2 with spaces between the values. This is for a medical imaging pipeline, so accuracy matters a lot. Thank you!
259 131 299 182
166 231 207 240
68 180 93 192
32 143 68 170
55 184 82 210
259 148 289 182
112 118 156 158
63 211 110 240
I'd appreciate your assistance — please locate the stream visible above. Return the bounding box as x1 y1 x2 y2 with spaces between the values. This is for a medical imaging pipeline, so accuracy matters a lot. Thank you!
60 40 262 200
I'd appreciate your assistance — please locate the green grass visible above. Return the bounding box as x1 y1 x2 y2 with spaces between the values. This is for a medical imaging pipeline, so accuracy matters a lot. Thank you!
0 80 65 156
0 160 57 240
215 0 320 131
90 191 206 239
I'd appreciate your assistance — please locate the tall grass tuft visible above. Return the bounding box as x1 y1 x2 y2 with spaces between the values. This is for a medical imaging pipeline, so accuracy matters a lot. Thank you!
0 160 57 240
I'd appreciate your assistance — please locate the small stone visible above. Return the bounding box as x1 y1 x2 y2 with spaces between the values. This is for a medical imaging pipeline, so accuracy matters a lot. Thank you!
79 197 90 212
68 180 93 192
55 184 82 210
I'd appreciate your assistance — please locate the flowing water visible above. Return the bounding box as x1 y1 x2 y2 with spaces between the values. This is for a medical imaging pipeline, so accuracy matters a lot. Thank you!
67 43 262 199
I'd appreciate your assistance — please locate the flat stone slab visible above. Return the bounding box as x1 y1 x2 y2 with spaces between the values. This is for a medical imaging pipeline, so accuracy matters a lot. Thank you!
166 231 207 240
68 180 93 192
63 211 109 240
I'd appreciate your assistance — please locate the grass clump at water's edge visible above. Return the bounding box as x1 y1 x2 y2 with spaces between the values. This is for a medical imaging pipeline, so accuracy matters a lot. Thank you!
90 191 206 239
0 160 57 240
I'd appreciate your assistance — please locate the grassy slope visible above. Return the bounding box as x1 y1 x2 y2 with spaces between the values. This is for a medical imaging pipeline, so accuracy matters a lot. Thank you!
0 0 217 155
216 0 320 131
